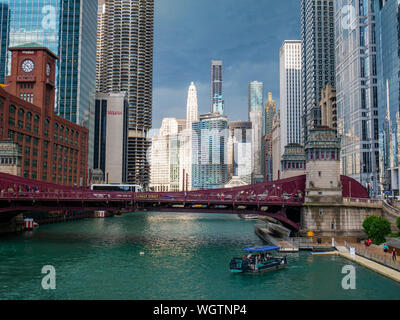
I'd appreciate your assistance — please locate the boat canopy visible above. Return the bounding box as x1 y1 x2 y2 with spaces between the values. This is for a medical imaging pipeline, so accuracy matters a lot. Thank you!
243 246 280 252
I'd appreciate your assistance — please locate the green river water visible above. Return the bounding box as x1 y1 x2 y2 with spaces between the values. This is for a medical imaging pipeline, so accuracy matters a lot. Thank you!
0 212 399 300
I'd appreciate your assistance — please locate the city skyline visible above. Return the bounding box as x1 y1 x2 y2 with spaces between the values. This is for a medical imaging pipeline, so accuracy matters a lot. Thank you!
153 0 301 129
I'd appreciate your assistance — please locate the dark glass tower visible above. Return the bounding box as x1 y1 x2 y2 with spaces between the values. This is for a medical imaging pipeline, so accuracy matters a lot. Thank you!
0 3 9 83
301 0 336 142
211 60 223 113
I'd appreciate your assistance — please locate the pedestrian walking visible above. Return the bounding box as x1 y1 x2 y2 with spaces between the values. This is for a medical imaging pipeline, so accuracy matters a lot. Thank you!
392 249 397 262
384 244 389 253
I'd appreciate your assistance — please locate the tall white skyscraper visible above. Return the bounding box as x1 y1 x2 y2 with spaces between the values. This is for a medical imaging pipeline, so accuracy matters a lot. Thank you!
280 41 302 156
186 82 198 129
179 82 199 191
150 118 180 192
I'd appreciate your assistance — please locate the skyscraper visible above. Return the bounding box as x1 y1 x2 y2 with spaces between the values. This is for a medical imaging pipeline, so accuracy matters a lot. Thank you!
211 60 223 113
186 82 198 129
96 2 106 92
335 0 378 196
301 0 336 142
179 82 199 191
94 92 128 184
96 0 154 187
375 0 400 194
0 0 98 170
264 92 276 181
264 92 276 136
150 118 179 192
192 113 228 190
280 41 302 156
228 121 253 184
0 3 9 83
248 81 264 180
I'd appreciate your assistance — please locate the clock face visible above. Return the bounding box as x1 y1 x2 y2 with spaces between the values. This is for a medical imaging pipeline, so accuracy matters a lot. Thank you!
46 63 51 76
21 59 35 73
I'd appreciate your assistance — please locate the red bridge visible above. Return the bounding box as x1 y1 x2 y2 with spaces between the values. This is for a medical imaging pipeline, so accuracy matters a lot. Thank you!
0 172 369 231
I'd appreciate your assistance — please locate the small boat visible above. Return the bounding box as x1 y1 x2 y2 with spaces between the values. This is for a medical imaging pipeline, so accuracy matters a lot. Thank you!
229 246 287 273
238 214 258 220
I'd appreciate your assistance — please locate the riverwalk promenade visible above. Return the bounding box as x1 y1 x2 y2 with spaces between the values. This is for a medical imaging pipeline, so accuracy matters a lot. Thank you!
335 246 400 283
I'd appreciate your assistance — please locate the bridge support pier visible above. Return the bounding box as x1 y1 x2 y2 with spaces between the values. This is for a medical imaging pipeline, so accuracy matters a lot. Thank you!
300 203 382 241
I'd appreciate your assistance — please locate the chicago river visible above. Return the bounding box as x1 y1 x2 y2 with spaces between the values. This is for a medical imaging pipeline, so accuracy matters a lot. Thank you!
0 212 399 300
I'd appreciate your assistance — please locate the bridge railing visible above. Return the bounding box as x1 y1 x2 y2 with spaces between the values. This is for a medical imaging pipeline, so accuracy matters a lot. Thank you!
343 198 382 205
0 189 305 205
0 191 135 201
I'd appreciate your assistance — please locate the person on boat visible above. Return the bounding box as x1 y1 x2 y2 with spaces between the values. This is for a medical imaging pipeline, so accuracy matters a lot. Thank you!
392 249 397 262
243 254 247 261
384 244 389 253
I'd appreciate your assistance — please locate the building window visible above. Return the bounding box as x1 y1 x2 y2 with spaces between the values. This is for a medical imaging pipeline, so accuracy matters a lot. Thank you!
9 105 16 114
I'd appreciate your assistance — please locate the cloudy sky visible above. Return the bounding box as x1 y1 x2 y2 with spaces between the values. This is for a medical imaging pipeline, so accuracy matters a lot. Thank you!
152 0 301 129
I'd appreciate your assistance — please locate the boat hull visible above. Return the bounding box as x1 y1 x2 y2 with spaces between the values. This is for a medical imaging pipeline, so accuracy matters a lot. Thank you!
230 257 287 274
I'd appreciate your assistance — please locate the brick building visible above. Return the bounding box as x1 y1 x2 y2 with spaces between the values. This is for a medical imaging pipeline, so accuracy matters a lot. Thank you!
0 43 88 187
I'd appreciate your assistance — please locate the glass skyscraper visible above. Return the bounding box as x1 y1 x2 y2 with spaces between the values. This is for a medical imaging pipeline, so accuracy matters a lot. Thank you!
0 0 98 169
375 0 400 194
301 0 336 142
248 81 264 179
0 3 9 83
335 0 379 196
192 113 228 190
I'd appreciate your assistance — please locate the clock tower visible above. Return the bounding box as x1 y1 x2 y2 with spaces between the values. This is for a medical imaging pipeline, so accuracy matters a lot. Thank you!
5 43 57 115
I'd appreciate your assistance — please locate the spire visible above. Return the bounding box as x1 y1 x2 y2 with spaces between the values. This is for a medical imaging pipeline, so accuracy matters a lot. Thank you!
186 82 198 129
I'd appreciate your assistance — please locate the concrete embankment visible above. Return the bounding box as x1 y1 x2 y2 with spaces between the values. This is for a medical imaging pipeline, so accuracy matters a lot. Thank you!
335 246 400 283
255 225 299 252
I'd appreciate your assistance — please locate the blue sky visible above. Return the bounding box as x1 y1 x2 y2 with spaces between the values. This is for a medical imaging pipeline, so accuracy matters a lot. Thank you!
153 0 301 128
